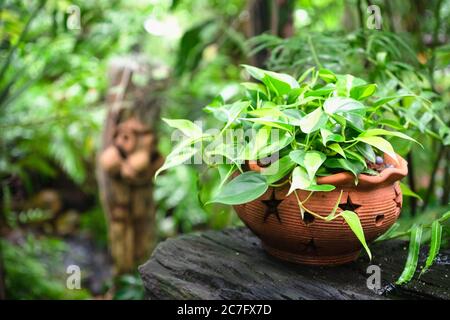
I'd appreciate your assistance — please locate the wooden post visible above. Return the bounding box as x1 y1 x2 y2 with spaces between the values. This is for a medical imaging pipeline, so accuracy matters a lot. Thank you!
247 0 295 67
97 56 164 275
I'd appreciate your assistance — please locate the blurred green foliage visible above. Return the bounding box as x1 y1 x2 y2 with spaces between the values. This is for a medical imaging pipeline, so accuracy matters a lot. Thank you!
113 273 144 300
0 0 157 189
79 206 108 247
1 0 449 299
2 235 90 299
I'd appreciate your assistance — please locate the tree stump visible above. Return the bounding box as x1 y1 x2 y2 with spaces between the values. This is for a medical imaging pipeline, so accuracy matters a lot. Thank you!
139 227 450 300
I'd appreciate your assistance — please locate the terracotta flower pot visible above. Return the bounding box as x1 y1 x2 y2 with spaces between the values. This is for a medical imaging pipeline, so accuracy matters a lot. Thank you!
233 154 408 266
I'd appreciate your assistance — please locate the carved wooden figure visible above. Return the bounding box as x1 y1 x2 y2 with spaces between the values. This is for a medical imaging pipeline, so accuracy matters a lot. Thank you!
97 56 164 275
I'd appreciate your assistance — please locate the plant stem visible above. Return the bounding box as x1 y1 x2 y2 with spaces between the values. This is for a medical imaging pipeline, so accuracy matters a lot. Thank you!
270 179 290 188
421 144 444 211
383 0 396 32
217 165 237 190
305 134 310 148
427 0 444 92
343 141 359 150
307 35 322 68
385 69 446 129
407 152 417 216
376 211 450 242
441 148 450 206
356 0 365 30
293 189 341 221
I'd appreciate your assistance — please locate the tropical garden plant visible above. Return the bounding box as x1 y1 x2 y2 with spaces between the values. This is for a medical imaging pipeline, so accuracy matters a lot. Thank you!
157 64 423 261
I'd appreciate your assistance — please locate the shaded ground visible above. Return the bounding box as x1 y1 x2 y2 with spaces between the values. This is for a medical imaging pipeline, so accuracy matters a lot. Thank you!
64 235 112 295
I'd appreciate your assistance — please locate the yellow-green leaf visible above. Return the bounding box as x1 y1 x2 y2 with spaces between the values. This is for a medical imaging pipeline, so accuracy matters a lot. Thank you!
356 136 398 163
420 220 442 275
341 210 372 260
396 225 423 285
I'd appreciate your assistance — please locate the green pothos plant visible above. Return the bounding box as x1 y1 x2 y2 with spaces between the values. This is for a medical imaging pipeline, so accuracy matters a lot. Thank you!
156 65 449 281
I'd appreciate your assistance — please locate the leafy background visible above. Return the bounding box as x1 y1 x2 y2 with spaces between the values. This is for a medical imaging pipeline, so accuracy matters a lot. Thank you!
0 0 449 299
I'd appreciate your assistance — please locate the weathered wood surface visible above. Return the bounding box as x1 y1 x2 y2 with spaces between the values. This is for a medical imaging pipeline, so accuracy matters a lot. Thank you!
139 227 450 300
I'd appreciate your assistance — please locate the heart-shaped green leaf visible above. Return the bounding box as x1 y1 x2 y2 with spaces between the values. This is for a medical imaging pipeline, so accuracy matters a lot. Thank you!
320 128 345 145
328 143 346 158
299 108 328 134
324 158 364 178
289 150 306 165
155 146 199 178
303 151 326 180
288 166 312 195
242 64 299 96
261 155 296 184
163 118 203 138
209 171 268 205
324 97 366 115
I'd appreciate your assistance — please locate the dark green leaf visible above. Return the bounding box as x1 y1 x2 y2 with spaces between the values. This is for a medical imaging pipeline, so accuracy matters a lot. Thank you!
318 68 337 83
320 128 345 145
175 20 215 76
305 83 335 97
262 155 296 184
350 84 377 100
345 149 368 168
400 182 422 200
328 143 346 158
209 171 268 205
355 136 397 162
324 158 364 178
242 64 299 96
438 211 450 223
374 222 400 242
355 143 376 163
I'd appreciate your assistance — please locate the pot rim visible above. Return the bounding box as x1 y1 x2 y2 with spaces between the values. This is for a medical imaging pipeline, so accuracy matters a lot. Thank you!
247 153 408 188
316 153 408 188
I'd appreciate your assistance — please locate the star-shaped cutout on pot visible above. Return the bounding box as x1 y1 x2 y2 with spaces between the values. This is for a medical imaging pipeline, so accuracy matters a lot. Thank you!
338 195 361 212
304 238 317 253
262 190 283 223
